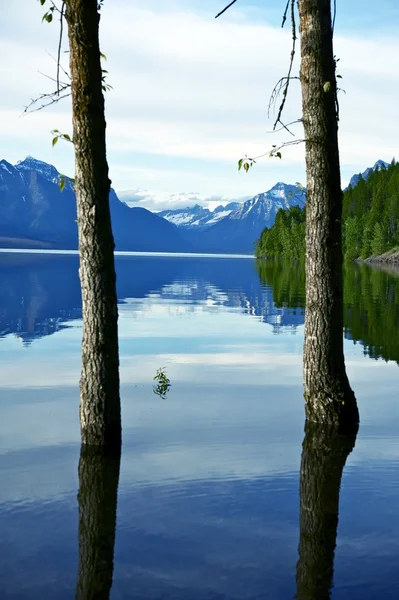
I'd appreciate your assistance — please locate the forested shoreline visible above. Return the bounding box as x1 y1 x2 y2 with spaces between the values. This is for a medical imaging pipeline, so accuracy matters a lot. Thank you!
255 160 399 261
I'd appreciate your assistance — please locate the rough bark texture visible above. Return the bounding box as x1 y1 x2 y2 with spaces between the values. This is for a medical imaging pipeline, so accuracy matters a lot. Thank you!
295 421 358 600
75 446 121 600
298 0 359 429
66 0 121 449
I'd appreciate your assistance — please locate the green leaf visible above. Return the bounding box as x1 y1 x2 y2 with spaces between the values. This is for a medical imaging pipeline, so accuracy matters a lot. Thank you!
52 136 58 147
59 178 66 192
336 74 342 79
243 162 249 173
40 0 46 5
238 159 243 171
323 81 331 93
63 134 71 142
276 152 282 159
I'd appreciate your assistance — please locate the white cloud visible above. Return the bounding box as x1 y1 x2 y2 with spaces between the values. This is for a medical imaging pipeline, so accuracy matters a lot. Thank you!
0 1 398 203
118 188 250 211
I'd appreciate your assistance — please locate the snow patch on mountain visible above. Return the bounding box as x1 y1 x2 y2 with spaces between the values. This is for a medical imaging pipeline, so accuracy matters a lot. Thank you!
15 156 60 183
158 202 241 229
0 160 15 176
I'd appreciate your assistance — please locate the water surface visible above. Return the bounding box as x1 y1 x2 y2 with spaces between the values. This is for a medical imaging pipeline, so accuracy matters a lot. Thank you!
0 253 398 599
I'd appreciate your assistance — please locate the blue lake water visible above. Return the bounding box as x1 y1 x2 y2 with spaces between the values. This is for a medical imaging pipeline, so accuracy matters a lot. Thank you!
0 253 398 599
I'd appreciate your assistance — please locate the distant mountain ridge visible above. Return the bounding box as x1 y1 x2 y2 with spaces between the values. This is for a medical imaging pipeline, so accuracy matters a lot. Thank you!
0 156 389 254
347 159 389 189
0 157 193 252
158 202 241 229
180 182 306 253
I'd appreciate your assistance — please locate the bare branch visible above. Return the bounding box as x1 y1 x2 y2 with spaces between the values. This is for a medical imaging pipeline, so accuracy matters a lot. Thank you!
268 75 300 119
215 0 238 19
57 2 66 94
332 0 337 33
272 0 297 131
281 0 291 28
37 70 70 88
23 1 70 114
22 85 71 115
46 52 70 81
266 119 302 135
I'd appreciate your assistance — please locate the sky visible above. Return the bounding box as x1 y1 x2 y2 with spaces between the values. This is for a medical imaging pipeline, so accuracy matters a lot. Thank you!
1 0 399 211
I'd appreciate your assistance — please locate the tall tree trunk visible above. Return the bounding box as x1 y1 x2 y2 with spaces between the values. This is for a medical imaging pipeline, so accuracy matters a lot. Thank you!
65 0 121 449
298 0 359 429
295 421 358 600
75 446 121 600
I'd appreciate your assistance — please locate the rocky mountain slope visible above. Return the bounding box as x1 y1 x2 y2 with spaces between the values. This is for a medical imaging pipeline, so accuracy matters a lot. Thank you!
0 157 193 252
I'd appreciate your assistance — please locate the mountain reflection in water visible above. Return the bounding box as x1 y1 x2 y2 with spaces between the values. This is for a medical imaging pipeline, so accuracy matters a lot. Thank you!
1 253 399 366
0 252 398 599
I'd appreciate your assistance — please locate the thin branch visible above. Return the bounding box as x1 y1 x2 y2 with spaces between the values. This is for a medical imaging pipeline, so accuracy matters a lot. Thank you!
266 119 302 136
57 2 66 94
268 76 300 118
23 1 70 114
272 0 297 131
22 86 71 115
38 70 70 88
281 0 290 27
215 0 238 19
46 52 70 81
332 0 337 33
250 138 305 162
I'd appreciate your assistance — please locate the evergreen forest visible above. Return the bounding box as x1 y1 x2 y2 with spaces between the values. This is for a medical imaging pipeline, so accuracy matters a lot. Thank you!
256 260 399 365
255 160 399 261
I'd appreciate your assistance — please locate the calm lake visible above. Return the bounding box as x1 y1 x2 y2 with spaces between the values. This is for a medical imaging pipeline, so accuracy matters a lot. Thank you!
0 252 398 599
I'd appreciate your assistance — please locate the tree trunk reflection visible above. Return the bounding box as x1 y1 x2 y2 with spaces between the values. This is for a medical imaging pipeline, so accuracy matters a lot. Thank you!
295 421 358 600
75 446 121 600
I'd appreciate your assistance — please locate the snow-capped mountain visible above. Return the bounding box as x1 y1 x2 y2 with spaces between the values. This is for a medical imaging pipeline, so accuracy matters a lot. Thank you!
0 156 390 254
226 182 305 223
348 159 389 189
181 182 306 253
15 156 62 184
158 202 241 229
0 156 193 252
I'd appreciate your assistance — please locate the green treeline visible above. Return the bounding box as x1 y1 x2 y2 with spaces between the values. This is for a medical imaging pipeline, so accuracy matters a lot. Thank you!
256 160 399 260
256 260 399 364
255 205 306 259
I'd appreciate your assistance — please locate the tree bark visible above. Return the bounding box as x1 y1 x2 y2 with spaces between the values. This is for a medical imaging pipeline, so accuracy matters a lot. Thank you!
298 0 359 429
295 421 358 600
75 446 121 600
65 0 121 449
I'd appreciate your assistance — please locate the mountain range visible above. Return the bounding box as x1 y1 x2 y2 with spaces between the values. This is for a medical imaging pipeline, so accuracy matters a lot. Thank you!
0 157 193 252
158 202 241 229
0 156 387 254
169 183 306 253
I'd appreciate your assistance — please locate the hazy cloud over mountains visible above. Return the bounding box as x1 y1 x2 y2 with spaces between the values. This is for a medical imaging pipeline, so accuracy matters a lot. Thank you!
117 189 251 212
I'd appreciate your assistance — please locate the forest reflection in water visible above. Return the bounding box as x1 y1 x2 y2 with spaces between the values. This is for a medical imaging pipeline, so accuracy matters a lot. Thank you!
0 253 397 598
74 423 356 600
2 253 399 366
256 259 399 364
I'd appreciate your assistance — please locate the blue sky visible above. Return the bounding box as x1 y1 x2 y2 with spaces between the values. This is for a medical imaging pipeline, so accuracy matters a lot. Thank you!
1 0 398 210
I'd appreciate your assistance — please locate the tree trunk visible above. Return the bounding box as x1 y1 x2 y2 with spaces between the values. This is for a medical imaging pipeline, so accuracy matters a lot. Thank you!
65 0 121 449
75 446 121 600
298 0 359 429
295 421 358 600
